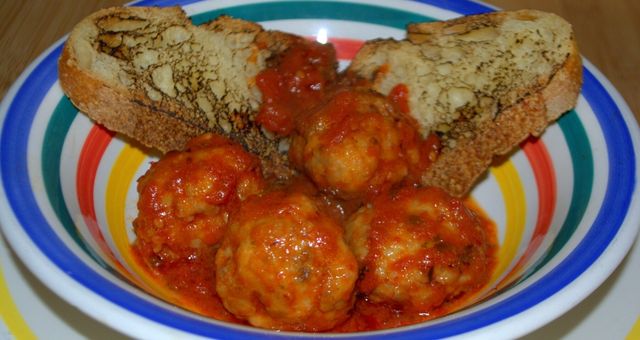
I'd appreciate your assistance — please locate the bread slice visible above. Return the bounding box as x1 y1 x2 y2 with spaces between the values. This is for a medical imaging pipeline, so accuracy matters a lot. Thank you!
346 10 582 196
58 6 301 178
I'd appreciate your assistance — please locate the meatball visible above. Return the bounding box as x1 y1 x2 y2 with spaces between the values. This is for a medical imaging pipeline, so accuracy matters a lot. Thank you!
215 190 358 331
289 89 428 200
345 186 493 312
133 133 264 293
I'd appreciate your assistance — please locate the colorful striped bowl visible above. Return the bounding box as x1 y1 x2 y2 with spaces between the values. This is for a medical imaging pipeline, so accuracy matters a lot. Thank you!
1 0 639 338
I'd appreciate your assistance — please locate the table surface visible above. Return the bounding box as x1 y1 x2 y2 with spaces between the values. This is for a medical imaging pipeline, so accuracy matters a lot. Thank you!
1 1 639 339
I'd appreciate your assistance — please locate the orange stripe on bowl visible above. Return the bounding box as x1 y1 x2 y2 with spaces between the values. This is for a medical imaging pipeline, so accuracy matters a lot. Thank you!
306 36 363 60
76 127 118 259
77 126 139 282
496 138 557 287
327 37 363 60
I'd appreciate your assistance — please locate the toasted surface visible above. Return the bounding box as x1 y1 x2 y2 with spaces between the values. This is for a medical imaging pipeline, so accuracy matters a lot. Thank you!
58 6 299 178
347 9 582 196
59 7 582 196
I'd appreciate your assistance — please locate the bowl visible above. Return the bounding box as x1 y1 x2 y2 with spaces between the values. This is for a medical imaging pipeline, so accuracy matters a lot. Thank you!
1 0 639 338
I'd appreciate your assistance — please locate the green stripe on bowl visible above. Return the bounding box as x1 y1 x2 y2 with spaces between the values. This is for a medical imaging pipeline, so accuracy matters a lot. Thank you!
525 110 594 277
42 97 111 269
190 1 435 27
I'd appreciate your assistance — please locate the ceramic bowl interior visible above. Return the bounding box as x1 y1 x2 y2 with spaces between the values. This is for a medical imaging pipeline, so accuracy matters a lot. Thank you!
1 1 639 339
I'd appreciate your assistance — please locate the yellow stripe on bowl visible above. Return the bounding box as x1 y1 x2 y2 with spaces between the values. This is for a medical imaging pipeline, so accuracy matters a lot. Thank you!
490 160 527 286
105 144 180 303
0 258 36 339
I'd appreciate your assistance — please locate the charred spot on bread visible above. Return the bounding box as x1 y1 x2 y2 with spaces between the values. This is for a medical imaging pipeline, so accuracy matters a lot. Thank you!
59 7 581 197
58 6 303 180
347 9 582 196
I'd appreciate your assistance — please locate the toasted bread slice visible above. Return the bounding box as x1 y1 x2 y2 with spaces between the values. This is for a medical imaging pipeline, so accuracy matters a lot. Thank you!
58 6 300 178
347 9 582 196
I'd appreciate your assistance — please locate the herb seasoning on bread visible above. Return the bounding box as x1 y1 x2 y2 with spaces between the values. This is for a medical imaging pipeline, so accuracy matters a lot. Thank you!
59 7 581 197
58 6 313 179
346 10 582 196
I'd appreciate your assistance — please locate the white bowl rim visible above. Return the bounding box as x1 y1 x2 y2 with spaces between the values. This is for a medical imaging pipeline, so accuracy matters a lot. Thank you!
1 0 639 339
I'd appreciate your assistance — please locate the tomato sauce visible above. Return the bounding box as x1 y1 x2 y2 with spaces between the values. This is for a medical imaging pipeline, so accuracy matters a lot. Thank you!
133 184 496 331
387 83 441 175
388 83 411 115
131 133 264 324
255 40 337 136
333 188 497 332
131 246 241 323
132 40 497 333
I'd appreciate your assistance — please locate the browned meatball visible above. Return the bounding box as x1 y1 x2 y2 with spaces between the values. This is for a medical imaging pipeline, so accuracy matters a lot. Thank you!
345 186 493 312
215 190 358 331
133 133 264 298
289 89 429 200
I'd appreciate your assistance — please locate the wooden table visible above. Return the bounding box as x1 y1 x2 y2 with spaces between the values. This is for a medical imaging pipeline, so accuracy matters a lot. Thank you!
0 1 639 339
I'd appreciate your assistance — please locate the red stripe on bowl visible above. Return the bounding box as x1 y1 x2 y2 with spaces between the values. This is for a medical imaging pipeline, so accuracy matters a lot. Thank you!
76 125 121 264
497 137 557 288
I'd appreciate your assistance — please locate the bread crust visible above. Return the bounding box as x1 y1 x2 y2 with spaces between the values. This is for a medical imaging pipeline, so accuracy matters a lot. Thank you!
59 42 207 152
58 6 296 179
422 38 582 196
59 7 582 196
347 9 583 196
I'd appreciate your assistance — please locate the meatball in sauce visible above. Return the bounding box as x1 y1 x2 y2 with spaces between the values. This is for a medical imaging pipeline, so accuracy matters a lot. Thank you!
132 133 265 320
131 39 496 333
339 186 496 330
289 88 438 201
215 190 358 331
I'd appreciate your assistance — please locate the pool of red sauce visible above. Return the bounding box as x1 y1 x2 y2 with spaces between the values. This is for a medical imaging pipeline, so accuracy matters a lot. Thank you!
132 39 498 332
336 194 497 332
255 40 337 136
132 194 496 332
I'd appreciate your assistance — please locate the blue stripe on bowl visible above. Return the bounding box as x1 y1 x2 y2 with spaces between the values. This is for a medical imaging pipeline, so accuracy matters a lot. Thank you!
1 47 61 230
0 44 237 337
42 97 116 269
0 0 636 338
415 0 495 14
